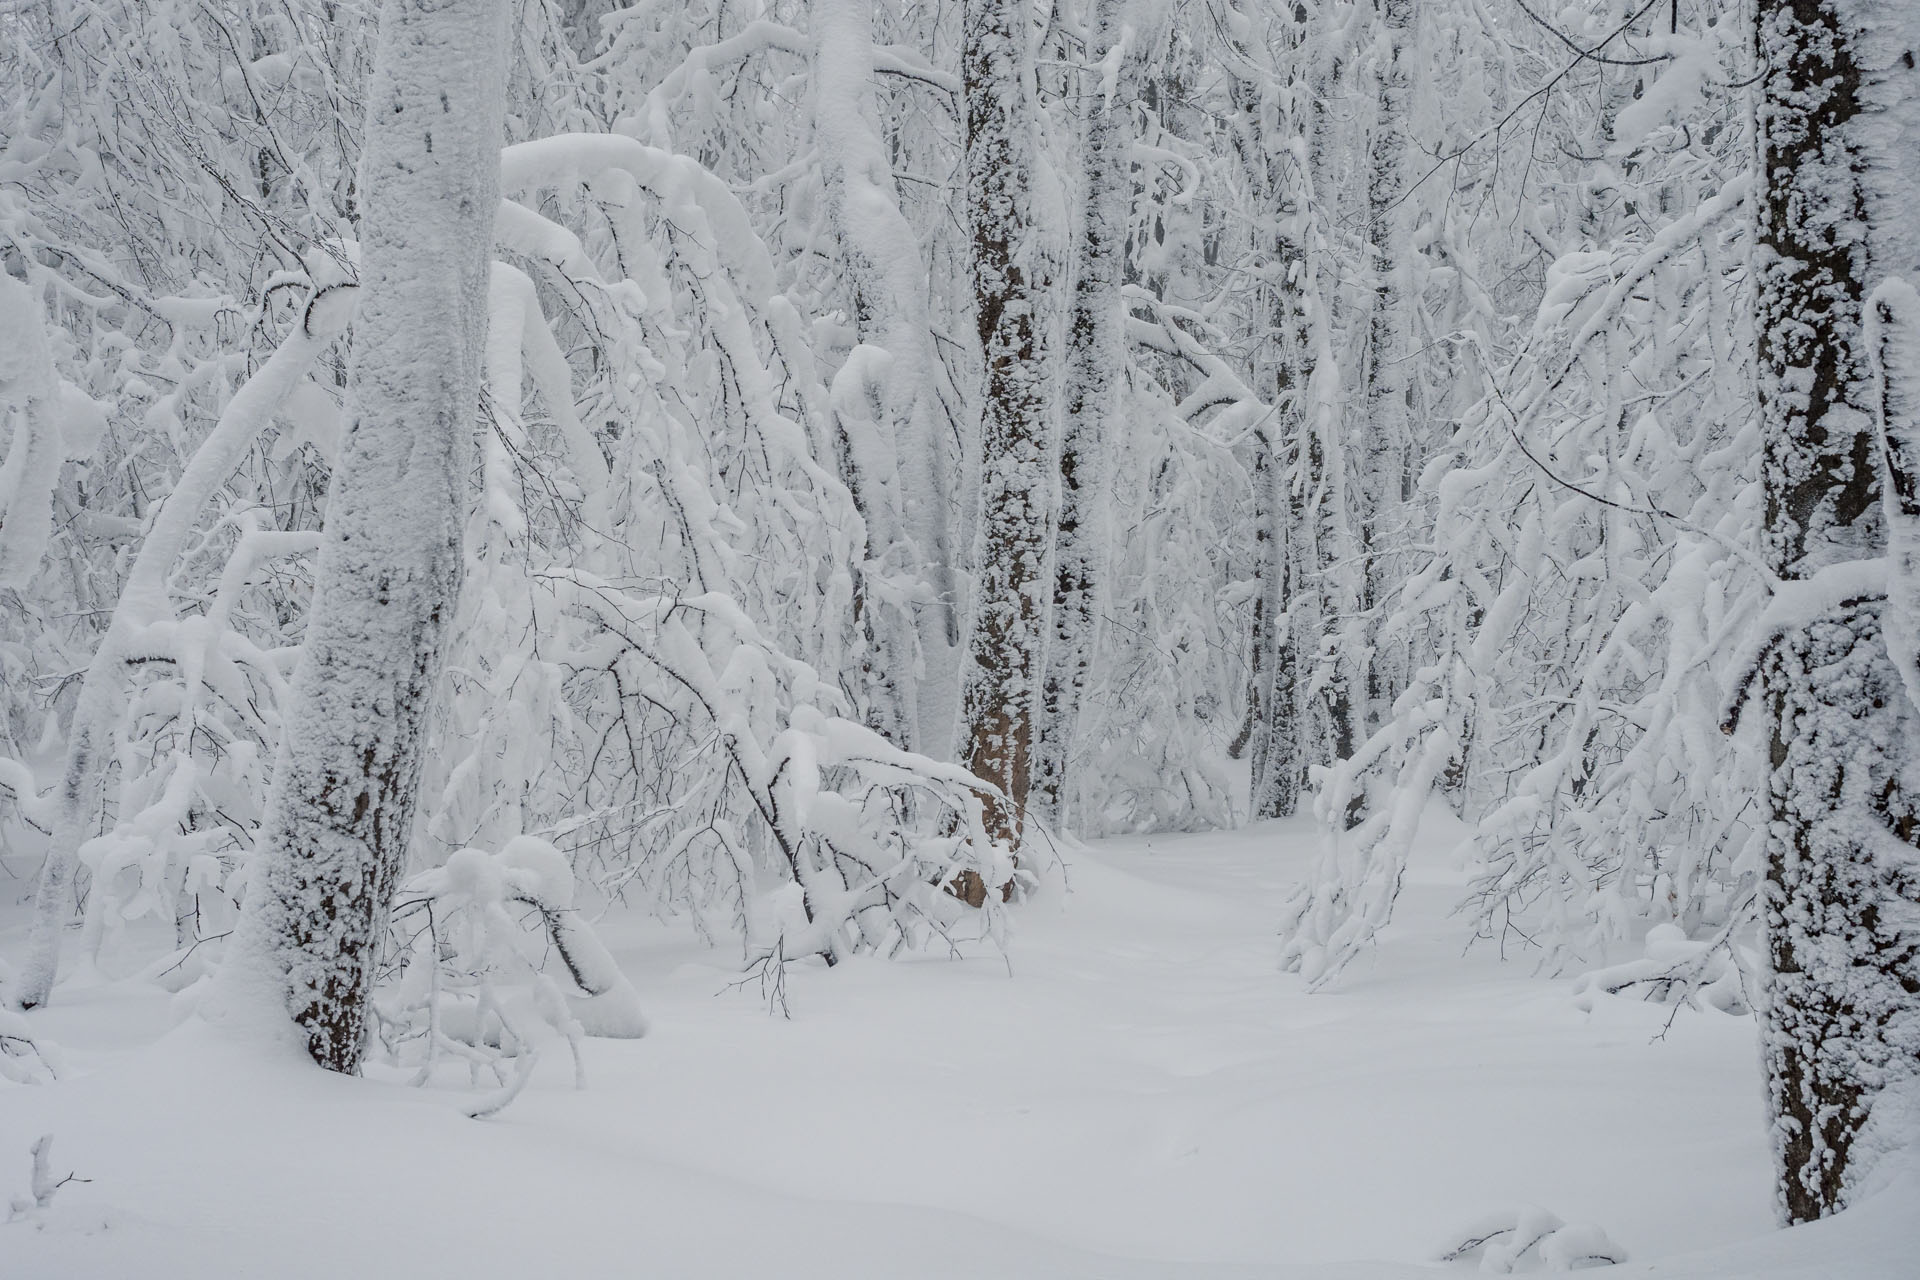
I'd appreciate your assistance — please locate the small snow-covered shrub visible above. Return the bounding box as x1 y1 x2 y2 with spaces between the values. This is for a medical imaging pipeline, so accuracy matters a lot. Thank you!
1437 1206 1627 1273
377 836 646 1102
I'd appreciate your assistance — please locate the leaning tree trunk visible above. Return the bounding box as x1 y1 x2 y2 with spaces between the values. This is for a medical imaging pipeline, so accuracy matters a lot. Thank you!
1753 0 1920 1223
214 0 510 1071
953 0 1051 901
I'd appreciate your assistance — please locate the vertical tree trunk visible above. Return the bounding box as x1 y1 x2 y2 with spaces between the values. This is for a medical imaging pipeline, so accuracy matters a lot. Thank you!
1754 0 1920 1222
1294 4 1362 830
1034 0 1142 827
215 0 509 1071
1244 435 1303 820
954 0 1050 898
1355 0 1416 731
1223 0 1320 822
813 0 958 753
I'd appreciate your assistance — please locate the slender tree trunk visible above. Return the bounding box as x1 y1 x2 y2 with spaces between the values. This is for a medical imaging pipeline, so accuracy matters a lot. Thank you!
1754 0 1920 1222
1223 2 1319 822
813 0 958 753
1294 8 1361 829
213 0 509 1071
1035 0 1141 827
1355 0 1416 734
954 0 1050 899
1243 434 1303 819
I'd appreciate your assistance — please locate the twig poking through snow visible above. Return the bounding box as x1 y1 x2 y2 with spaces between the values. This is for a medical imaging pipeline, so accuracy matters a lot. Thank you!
7 1135 89 1222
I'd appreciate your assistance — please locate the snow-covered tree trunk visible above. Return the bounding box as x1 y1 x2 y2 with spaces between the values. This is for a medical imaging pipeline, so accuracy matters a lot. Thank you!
1754 0 1920 1222
1299 8 1365 830
1238 435 1304 820
1035 0 1143 827
813 0 958 753
1222 0 1323 823
954 0 1051 898
1353 0 1416 738
215 0 509 1071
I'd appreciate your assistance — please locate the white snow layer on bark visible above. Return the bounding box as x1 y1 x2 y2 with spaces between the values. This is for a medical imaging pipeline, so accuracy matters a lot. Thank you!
1868 278 1920 715
204 0 510 1064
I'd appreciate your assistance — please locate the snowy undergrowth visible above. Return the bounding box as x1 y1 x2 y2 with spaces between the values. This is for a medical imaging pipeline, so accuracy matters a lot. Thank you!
1 816 1912 1278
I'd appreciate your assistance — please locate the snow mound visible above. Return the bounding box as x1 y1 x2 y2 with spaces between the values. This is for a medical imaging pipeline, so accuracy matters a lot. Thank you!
1437 1205 1628 1272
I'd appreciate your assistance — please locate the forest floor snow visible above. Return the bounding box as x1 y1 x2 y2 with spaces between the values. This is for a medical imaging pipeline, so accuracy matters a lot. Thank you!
2 811 1914 1278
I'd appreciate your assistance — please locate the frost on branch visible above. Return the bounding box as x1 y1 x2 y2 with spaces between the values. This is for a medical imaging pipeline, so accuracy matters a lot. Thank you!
5 1136 85 1225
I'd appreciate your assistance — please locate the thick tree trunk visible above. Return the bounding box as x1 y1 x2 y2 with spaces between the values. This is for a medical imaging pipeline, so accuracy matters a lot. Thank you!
1760 602 1920 1223
1754 0 1920 1222
954 0 1050 897
215 0 509 1071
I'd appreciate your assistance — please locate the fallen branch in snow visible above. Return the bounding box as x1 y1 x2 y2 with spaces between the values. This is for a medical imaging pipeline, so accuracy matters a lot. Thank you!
0 1006 62 1084
465 1049 539 1121
1572 918 1756 1023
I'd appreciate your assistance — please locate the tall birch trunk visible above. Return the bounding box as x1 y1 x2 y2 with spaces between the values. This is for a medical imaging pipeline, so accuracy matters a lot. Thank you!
1035 0 1143 827
1355 0 1415 733
1223 1 1320 822
213 0 509 1071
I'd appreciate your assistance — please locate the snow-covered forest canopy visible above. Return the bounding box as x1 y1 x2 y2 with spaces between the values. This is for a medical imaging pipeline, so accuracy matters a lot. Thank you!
1 0 1916 1275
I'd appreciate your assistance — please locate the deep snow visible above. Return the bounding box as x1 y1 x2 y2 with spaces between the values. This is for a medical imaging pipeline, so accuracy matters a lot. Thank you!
3 812 1914 1277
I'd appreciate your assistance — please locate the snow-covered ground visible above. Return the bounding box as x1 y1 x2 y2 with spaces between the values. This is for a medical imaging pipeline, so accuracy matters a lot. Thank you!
3 814 1914 1277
